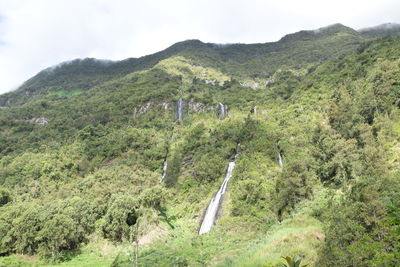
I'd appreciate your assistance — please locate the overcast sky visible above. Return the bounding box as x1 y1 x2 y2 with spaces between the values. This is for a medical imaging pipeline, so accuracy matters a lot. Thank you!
0 0 399 94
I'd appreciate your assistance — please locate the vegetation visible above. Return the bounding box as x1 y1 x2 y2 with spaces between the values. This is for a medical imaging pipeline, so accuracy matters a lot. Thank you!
0 24 399 266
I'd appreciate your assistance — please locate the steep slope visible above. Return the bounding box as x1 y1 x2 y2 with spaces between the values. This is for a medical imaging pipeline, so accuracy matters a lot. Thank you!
0 23 366 106
359 22 400 38
0 26 400 267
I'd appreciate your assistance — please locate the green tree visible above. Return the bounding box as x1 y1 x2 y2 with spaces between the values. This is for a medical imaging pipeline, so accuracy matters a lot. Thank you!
0 187 11 206
37 213 80 256
275 152 317 219
101 194 138 241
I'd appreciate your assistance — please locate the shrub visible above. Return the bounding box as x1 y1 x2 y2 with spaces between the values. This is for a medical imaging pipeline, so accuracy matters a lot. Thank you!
0 187 11 207
37 213 80 256
101 194 138 241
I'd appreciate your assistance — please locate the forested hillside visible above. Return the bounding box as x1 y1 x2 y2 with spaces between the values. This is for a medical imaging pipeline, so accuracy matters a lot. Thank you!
0 24 399 267
0 23 365 106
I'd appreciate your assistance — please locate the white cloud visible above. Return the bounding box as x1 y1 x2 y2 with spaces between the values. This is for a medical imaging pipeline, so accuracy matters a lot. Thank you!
0 0 399 93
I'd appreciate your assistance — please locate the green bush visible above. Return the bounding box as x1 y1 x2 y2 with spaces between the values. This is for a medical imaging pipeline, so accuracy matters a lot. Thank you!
101 194 138 241
0 187 11 207
0 198 101 257
275 152 317 219
139 185 167 210
37 213 80 256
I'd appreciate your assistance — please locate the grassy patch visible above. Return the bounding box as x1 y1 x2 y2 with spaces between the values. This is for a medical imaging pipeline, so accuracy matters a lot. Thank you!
225 214 323 267
0 240 124 267
0 255 36 267
48 89 83 98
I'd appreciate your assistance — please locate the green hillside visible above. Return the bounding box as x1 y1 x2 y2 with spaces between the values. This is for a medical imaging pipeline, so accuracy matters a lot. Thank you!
0 24 365 106
359 23 400 38
0 24 400 267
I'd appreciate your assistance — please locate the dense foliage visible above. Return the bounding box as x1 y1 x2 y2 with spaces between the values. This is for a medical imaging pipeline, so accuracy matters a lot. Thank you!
0 24 399 266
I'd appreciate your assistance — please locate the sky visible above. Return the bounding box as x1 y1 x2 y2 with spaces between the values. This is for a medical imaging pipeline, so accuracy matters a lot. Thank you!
0 0 399 94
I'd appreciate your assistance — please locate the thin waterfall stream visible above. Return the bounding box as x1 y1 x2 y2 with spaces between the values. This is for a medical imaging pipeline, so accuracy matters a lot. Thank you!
159 161 168 183
218 103 227 119
176 98 184 121
199 150 239 235
278 152 283 168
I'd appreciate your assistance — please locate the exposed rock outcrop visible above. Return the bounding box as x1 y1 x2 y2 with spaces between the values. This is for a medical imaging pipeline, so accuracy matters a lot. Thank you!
133 102 152 117
240 81 259 89
29 117 49 126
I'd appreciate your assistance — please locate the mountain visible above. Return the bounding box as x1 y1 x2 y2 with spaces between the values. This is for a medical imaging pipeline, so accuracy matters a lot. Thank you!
0 23 366 106
0 24 400 267
359 22 400 37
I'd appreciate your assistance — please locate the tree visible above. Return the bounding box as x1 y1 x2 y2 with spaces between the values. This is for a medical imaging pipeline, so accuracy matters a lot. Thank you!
0 187 11 206
101 194 138 242
37 214 80 256
275 152 317 219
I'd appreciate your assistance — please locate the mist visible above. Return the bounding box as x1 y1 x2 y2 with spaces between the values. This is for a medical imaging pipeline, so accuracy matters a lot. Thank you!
0 0 399 94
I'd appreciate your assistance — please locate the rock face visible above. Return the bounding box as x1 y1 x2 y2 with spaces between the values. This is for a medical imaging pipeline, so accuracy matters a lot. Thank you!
205 79 216 85
29 117 49 126
131 99 220 121
133 102 152 117
240 81 259 89
265 79 275 87
187 100 213 114
131 99 215 120
160 102 169 111
204 79 225 86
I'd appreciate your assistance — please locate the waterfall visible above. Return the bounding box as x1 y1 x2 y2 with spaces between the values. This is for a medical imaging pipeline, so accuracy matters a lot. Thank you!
219 103 225 117
159 161 168 183
253 106 257 114
175 98 184 121
199 152 238 235
278 153 283 168
217 103 227 119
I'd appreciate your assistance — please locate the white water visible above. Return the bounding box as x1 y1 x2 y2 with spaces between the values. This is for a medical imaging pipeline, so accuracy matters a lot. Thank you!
177 98 183 121
218 102 226 118
278 153 283 168
159 161 168 183
199 154 238 235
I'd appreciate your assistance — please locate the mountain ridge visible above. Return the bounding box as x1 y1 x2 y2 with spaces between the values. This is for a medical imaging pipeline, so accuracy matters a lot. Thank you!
0 22 373 106
359 22 400 37
0 23 400 267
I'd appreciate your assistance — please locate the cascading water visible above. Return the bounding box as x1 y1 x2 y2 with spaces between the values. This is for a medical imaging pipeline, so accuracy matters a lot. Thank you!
198 151 239 235
175 98 184 121
278 152 283 168
217 103 227 119
159 161 168 183
253 106 257 114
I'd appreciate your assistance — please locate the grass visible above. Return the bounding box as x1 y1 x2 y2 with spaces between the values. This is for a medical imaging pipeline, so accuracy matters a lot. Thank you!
0 255 37 267
0 171 326 267
111 187 325 267
48 89 83 98
225 214 323 267
0 239 126 267
40 248 115 267
155 56 231 85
